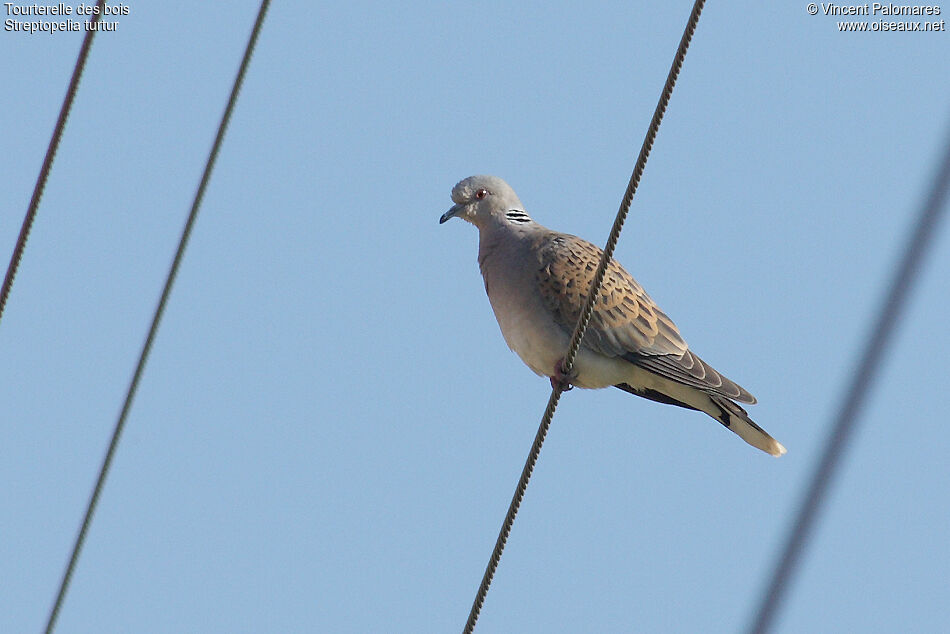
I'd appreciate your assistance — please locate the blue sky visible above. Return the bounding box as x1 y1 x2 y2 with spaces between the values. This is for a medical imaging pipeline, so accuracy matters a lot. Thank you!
2 2 948 632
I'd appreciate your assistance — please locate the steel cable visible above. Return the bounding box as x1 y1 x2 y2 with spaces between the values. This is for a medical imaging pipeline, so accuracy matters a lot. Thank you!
0 0 106 328
463 1 707 631
43 2 271 631
747 120 950 634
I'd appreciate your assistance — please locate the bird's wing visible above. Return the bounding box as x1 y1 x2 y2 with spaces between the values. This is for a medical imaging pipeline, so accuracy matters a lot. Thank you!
534 232 756 404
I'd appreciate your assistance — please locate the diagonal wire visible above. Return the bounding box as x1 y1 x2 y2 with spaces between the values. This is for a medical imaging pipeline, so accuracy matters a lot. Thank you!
0 0 106 328
747 122 950 634
462 2 706 631
42 2 271 632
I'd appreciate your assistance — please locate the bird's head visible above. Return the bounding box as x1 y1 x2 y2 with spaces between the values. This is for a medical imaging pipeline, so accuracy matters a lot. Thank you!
439 175 527 228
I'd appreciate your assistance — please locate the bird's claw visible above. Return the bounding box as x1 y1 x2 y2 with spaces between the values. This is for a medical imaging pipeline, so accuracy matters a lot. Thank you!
550 359 577 392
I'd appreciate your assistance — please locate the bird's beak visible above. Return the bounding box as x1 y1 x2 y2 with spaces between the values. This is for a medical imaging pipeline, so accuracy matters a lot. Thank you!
440 203 463 224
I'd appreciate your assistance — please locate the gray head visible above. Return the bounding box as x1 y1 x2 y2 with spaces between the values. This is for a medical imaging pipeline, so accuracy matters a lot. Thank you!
439 175 531 228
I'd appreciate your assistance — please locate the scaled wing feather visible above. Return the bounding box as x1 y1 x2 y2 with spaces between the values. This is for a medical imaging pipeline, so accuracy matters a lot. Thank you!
534 232 756 404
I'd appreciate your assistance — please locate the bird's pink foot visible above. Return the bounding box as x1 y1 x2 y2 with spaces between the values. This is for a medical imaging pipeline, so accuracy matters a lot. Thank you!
549 358 577 392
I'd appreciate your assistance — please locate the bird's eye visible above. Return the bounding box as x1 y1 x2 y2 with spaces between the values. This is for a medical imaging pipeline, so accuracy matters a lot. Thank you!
475 188 488 200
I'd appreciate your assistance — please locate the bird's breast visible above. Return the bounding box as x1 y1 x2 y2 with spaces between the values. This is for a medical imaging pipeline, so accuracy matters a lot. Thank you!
478 241 632 389
478 247 566 379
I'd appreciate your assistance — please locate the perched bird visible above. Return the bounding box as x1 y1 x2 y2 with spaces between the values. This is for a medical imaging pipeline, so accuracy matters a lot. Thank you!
440 175 786 456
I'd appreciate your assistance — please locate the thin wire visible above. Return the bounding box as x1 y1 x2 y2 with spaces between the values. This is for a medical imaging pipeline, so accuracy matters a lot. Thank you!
0 0 106 328
43 3 271 632
463 2 706 631
747 122 950 634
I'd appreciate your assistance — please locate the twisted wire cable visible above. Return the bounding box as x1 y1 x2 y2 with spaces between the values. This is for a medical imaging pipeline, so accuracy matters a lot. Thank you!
43 3 271 631
463 2 707 631
0 0 106 327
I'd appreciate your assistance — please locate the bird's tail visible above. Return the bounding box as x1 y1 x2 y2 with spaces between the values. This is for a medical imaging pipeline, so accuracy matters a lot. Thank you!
707 395 786 457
